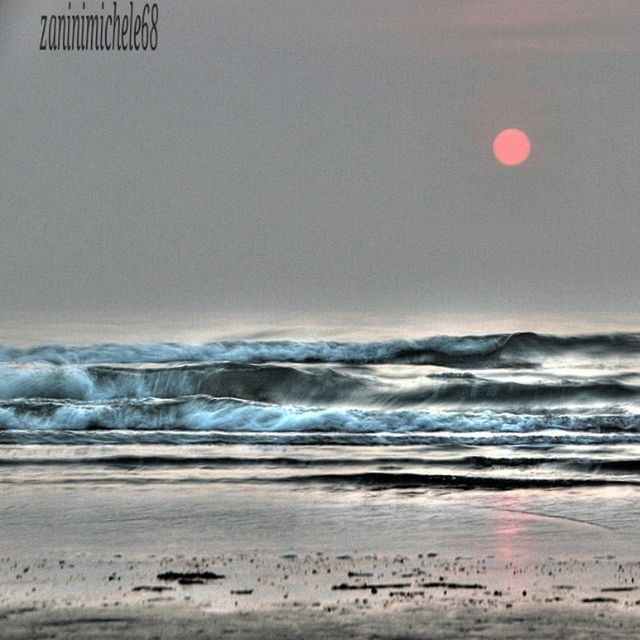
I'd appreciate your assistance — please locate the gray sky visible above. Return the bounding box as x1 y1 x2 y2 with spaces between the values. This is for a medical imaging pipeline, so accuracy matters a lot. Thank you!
1 1 639 323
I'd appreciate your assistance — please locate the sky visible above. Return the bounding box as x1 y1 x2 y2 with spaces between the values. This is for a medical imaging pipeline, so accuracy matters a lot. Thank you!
1 1 639 326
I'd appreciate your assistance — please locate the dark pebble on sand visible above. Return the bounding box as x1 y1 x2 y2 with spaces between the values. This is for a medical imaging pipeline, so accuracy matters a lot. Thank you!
332 582 410 591
157 571 225 582
419 582 486 590
582 597 619 603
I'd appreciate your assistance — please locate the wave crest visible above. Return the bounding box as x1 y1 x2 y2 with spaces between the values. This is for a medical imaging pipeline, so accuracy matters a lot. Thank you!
2 332 638 367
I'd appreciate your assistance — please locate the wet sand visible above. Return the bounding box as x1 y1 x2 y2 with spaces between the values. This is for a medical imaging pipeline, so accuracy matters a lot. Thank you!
2 481 640 637
2 550 640 638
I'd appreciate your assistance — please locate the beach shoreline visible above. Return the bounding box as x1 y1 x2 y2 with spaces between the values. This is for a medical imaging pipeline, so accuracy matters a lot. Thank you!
2 480 640 638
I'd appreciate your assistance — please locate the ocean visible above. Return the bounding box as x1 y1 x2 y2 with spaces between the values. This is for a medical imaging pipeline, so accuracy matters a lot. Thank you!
2 330 640 491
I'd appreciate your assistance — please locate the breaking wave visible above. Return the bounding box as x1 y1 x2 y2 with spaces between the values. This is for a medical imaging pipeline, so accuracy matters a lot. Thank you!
1 331 638 367
1 331 640 487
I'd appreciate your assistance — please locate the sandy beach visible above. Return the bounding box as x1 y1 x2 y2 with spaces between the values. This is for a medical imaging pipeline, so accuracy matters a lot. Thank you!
4 551 640 640
2 478 640 638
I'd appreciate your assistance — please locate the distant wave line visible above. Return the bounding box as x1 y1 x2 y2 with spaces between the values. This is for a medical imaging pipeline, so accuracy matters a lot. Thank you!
1 331 639 367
